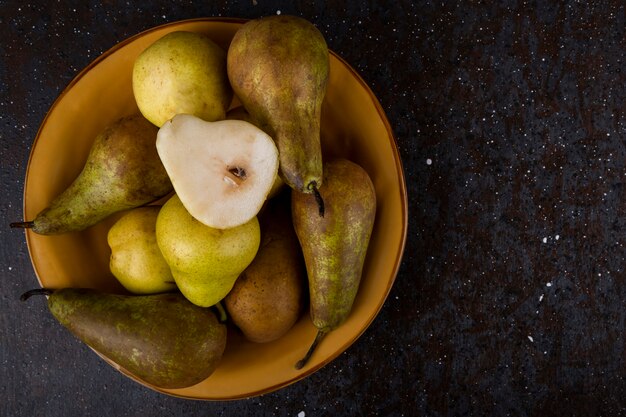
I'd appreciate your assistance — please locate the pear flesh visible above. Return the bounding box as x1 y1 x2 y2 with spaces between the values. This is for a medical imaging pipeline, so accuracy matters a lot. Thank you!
225 106 285 199
12 114 172 235
227 15 329 195
156 114 278 230
22 288 227 389
107 206 177 295
156 194 261 308
132 31 232 127
291 158 376 368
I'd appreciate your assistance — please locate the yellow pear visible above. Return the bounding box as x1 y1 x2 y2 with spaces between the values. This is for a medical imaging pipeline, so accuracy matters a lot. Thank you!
107 206 176 295
133 31 232 127
155 194 260 307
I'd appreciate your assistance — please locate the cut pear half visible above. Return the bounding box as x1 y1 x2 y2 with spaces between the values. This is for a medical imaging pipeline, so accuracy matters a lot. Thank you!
157 114 279 229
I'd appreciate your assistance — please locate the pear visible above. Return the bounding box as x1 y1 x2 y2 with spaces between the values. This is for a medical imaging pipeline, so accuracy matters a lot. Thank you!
133 31 232 127
227 15 329 197
224 191 306 343
155 194 260 307
225 106 285 199
156 114 278 229
11 114 172 235
107 206 176 295
21 288 227 389
291 159 376 369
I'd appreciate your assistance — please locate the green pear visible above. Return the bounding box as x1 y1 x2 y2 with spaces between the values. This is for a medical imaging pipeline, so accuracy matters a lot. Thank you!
227 15 329 196
11 114 173 235
224 191 305 343
21 288 227 389
291 159 376 369
155 194 260 307
107 206 176 295
133 31 232 127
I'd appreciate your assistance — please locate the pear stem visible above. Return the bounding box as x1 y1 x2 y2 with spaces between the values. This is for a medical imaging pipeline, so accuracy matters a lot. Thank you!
212 302 228 323
20 288 54 301
308 182 325 217
10 221 34 229
295 329 327 369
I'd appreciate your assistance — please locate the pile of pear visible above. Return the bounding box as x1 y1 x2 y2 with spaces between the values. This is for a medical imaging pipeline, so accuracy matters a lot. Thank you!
13 15 377 389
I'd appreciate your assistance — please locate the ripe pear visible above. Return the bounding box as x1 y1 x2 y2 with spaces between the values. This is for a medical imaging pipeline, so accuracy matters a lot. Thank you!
107 206 176 295
133 31 232 127
227 15 329 197
224 191 305 343
155 194 260 307
156 114 278 229
225 106 285 199
11 114 172 235
291 159 376 369
21 288 227 389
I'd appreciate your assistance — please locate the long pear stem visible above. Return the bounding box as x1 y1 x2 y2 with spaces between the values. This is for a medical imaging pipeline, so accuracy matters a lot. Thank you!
10 221 34 229
295 329 327 369
20 288 54 301
308 182 325 217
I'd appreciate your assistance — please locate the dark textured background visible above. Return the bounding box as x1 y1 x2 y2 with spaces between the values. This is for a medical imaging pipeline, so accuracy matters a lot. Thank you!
1 1 625 416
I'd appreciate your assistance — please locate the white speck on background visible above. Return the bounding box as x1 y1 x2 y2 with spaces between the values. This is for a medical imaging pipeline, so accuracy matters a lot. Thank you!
546 282 552 287
539 294 544 302
298 412 305 417
528 336 534 342
555 234 560 240
426 158 432 165
542 237 547 243
276 10 281 15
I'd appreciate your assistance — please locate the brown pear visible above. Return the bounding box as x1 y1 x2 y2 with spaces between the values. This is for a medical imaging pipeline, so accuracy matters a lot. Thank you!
224 191 306 343
227 15 329 196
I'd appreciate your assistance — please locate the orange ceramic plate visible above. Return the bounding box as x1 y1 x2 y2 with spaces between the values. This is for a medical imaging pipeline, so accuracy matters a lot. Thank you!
22 18 408 400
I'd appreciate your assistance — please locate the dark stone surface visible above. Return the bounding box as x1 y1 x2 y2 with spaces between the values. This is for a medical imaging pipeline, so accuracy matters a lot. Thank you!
1 1 625 416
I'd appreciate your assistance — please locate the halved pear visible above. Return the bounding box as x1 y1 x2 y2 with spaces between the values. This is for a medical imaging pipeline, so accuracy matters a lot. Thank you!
156 114 279 229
